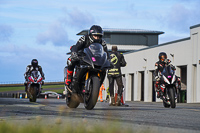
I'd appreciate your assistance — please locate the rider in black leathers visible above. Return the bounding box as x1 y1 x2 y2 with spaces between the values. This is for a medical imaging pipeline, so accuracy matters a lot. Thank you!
24 59 45 92
107 46 126 106
65 25 108 89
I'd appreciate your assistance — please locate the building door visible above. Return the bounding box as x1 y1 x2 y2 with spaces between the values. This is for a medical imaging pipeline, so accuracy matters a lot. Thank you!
180 66 187 103
130 74 134 101
150 70 156 102
140 71 144 101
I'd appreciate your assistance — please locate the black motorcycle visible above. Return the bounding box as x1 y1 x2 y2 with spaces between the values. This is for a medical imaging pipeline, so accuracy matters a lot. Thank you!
64 43 111 110
159 65 178 108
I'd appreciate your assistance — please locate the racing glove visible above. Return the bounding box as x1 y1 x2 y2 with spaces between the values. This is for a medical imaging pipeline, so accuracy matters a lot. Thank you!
71 52 79 61
155 76 160 81
164 59 168 64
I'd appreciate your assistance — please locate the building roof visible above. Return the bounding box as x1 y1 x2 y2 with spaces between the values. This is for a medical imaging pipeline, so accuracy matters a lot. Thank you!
77 28 164 35
124 37 190 55
107 44 148 53
107 44 148 51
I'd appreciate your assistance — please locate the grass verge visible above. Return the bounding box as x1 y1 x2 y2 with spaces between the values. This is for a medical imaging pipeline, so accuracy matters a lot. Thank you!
0 84 64 93
0 119 138 133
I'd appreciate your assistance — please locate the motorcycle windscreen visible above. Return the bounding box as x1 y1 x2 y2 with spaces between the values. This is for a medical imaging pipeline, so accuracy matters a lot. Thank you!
161 65 174 78
31 70 39 78
83 43 108 67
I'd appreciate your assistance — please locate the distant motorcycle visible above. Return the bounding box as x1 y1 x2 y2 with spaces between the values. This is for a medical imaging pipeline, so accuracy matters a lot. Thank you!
26 70 43 102
65 43 111 110
158 65 180 108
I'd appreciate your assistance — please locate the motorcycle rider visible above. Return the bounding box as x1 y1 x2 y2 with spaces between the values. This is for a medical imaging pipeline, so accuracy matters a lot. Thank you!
154 52 176 98
65 25 108 90
24 59 45 92
107 46 126 106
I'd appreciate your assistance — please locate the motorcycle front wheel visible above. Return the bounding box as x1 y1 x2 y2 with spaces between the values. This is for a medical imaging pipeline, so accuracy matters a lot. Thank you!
29 86 37 102
169 87 176 108
84 76 100 110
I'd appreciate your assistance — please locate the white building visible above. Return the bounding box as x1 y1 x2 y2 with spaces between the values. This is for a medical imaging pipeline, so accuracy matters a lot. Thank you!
122 24 200 103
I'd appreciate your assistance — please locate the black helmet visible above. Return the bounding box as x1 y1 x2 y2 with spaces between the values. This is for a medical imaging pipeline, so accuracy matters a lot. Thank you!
159 52 167 62
88 25 103 43
31 59 38 67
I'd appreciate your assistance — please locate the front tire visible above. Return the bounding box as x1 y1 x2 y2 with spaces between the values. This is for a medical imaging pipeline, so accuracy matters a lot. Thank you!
169 88 176 108
84 76 100 110
29 86 37 102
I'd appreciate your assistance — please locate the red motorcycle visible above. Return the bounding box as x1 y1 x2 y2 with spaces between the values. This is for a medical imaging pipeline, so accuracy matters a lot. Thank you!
26 70 43 102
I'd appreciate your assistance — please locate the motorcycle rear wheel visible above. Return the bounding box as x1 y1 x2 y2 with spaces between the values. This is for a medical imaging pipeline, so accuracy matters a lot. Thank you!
66 91 80 108
177 88 181 103
84 76 100 110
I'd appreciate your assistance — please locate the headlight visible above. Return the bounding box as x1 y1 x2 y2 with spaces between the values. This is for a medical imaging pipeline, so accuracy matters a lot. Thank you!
163 75 170 84
171 75 176 84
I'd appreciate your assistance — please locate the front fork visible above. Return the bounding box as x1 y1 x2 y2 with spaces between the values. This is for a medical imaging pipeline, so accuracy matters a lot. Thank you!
84 71 100 94
84 72 90 94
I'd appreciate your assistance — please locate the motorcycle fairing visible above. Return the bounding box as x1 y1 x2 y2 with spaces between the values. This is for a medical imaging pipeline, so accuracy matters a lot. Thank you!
161 65 176 84
83 43 110 69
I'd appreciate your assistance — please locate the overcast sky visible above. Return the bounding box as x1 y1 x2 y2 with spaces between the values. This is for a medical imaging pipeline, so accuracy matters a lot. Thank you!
0 0 200 83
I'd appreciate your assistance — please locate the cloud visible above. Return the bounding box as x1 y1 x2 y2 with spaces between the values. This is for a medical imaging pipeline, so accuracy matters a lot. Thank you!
161 1 200 33
165 4 191 32
0 24 14 42
0 44 68 83
62 8 97 29
36 22 75 46
36 8 97 47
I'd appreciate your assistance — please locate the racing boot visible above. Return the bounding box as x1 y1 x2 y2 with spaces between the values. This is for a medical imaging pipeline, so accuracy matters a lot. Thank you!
65 69 73 92
156 90 160 98
109 96 115 106
116 95 122 106
155 81 161 98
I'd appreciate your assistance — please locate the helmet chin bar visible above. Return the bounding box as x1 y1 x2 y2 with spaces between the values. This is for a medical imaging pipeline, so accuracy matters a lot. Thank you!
93 39 101 43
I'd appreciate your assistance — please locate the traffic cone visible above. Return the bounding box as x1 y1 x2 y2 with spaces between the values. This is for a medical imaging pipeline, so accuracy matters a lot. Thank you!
57 95 59 99
45 95 47 99
25 93 27 99
98 84 105 102
115 93 118 104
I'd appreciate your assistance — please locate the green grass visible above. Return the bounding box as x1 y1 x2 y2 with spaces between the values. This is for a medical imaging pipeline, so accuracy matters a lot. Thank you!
0 120 138 133
0 84 64 93
42 88 64 94
0 86 24 92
